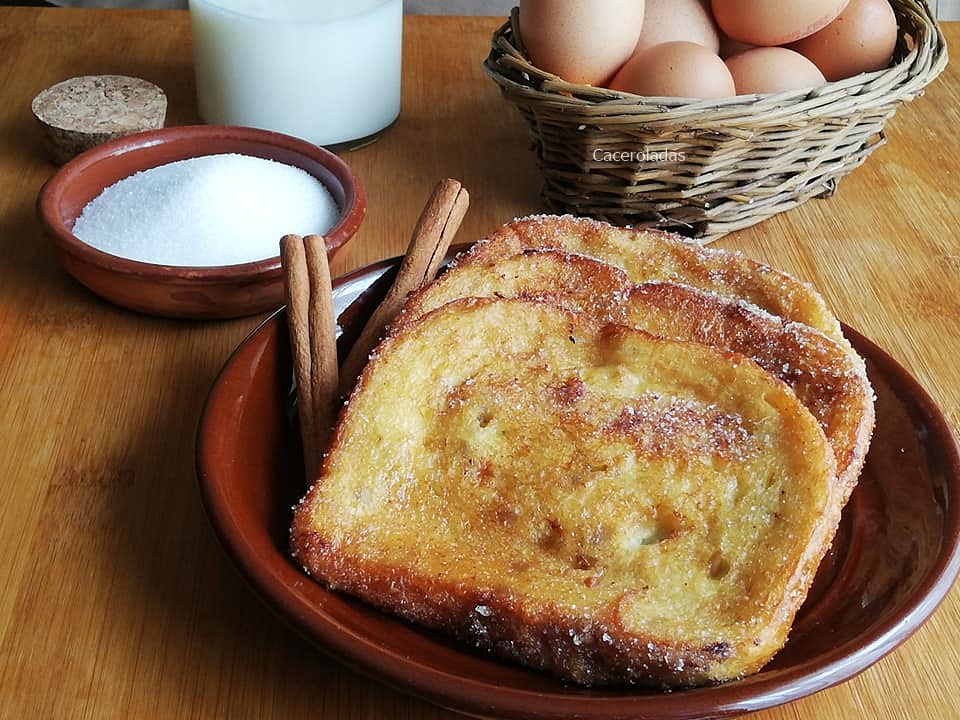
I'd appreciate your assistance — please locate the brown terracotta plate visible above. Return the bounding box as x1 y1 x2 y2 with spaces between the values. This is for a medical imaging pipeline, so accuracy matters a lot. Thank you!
197 256 960 720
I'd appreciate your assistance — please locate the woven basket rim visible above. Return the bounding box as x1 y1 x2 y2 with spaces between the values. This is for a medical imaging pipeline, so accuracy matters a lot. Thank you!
484 0 949 126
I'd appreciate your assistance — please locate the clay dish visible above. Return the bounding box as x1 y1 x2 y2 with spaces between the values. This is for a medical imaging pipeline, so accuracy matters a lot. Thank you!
37 124 365 320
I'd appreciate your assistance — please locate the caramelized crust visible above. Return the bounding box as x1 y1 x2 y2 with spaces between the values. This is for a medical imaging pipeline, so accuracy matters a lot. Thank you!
394 248 634 331
291 299 841 688
457 214 849 350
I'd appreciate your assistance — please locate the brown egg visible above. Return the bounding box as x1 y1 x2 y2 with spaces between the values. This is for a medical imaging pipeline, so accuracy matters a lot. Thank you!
790 0 899 81
726 47 827 94
609 41 736 99
633 0 720 55
711 0 850 46
519 0 646 86
719 35 755 59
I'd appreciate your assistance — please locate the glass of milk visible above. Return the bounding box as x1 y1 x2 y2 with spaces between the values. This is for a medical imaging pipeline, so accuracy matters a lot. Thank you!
189 0 402 147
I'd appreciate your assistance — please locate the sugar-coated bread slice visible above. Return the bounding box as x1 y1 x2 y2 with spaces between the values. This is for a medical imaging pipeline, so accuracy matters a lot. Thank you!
394 247 635 330
457 214 849 350
623 282 873 502
291 298 841 688
398 249 874 502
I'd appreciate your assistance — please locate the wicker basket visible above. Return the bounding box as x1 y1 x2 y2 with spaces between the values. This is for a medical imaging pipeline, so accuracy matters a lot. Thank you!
483 1 948 242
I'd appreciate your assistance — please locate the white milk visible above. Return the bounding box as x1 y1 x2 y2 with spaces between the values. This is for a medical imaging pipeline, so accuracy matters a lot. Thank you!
189 0 402 146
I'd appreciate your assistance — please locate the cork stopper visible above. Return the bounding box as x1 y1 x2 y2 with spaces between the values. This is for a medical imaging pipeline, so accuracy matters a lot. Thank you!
32 75 167 165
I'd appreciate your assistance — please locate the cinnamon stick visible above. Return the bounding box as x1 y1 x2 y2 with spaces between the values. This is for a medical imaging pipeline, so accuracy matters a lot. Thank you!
280 232 341 482
303 234 339 451
280 234 319 477
337 178 470 398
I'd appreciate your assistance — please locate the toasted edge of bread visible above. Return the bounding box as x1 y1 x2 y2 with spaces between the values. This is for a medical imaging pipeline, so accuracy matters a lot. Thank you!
456 214 849 350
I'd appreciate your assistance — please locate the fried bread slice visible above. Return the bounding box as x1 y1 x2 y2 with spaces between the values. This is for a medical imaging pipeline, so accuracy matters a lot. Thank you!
456 214 849 350
291 298 840 688
394 247 635 330
397 249 874 501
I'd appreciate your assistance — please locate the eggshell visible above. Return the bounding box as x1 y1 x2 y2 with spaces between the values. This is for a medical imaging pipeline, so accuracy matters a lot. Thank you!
519 0 646 86
711 0 851 46
790 0 899 81
609 41 736 99
633 0 720 55
726 47 827 94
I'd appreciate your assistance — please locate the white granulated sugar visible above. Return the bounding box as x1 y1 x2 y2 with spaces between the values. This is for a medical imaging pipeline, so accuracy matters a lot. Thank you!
72 153 340 266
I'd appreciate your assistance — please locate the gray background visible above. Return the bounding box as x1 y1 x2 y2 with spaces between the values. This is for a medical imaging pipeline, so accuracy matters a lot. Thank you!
49 1 517 12
45 0 960 20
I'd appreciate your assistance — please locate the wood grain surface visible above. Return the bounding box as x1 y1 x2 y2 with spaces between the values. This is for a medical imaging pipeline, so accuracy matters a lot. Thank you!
0 8 958 719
